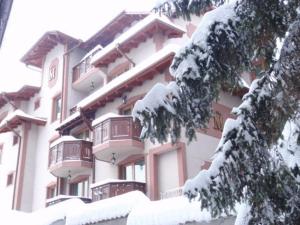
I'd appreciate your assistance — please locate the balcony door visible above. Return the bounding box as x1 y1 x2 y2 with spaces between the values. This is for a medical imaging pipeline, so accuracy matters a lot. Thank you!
120 159 145 183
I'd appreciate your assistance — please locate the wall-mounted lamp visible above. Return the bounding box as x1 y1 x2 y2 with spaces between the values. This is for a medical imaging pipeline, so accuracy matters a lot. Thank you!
111 153 116 165
90 81 95 90
122 95 127 104
67 170 72 181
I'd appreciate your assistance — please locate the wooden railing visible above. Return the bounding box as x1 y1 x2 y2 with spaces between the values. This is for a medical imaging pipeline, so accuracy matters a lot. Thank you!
49 140 93 167
46 195 92 207
91 180 146 202
93 116 141 146
72 48 101 83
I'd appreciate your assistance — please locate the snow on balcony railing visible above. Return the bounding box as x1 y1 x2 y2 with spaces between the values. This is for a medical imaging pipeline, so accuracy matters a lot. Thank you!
160 186 183 199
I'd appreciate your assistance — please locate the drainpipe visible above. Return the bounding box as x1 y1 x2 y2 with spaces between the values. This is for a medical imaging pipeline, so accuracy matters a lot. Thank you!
115 43 135 67
7 122 22 210
61 40 83 122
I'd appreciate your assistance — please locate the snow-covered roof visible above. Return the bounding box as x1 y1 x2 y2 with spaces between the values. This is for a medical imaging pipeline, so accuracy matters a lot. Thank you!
55 111 81 131
49 135 85 148
91 113 128 127
77 44 180 109
127 196 215 225
91 14 185 66
66 191 150 225
0 109 46 133
32 198 85 225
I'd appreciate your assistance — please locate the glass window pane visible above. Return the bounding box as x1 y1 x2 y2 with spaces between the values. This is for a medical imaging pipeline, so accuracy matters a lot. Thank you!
134 160 145 182
125 165 133 180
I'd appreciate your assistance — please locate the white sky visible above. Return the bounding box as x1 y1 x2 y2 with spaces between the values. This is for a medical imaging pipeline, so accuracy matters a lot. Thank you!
0 0 154 92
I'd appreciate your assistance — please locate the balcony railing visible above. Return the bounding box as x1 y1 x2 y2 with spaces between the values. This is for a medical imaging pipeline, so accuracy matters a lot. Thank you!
91 180 146 202
49 140 93 167
93 116 141 146
46 195 92 207
72 48 102 83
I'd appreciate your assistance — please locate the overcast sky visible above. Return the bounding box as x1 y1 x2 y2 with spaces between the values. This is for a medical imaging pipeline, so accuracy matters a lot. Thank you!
0 0 154 92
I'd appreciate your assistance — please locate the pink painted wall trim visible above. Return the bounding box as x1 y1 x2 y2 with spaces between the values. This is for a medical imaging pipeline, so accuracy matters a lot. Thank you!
148 142 186 200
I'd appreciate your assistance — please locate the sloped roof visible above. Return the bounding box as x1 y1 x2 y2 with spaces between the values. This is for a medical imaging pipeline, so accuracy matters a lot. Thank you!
0 85 40 108
83 11 148 50
21 31 80 68
91 14 185 67
0 109 46 133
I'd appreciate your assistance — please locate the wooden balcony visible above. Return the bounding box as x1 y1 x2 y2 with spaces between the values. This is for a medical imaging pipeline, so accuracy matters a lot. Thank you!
91 180 146 202
49 139 93 177
93 116 144 162
72 49 105 92
46 195 92 207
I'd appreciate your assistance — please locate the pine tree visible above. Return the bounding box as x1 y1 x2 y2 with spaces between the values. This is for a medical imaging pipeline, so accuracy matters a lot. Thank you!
133 0 300 224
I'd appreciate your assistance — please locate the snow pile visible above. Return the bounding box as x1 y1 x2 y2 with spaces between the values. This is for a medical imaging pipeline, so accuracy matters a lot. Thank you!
31 198 84 225
2 210 31 225
127 196 214 225
66 191 149 225
77 44 180 109
90 14 185 65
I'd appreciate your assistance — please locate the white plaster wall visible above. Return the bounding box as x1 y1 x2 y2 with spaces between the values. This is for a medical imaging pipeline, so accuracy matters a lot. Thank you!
0 129 18 210
157 149 179 194
94 160 118 182
185 133 220 179
20 124 38 212
29 44 66 211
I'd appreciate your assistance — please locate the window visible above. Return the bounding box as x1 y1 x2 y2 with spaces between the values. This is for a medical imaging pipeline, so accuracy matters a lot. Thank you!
13 135 19 146
52 94 62 122
46 185 56 199
120 159 145 182
7 172 14 186
69 179 89 197
48 58 59 88
34 98 40 110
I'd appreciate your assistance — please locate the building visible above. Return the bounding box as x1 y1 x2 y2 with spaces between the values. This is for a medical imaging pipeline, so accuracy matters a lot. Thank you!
0 9 252 222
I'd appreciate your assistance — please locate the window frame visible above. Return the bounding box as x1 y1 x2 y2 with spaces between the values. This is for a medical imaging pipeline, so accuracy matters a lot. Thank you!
51 93 62 122
119 156 146 182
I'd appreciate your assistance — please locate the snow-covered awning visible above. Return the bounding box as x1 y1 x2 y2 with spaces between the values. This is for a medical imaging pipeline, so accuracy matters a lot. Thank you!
91 14 185 67
77 44 180 110
0 109 46 133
